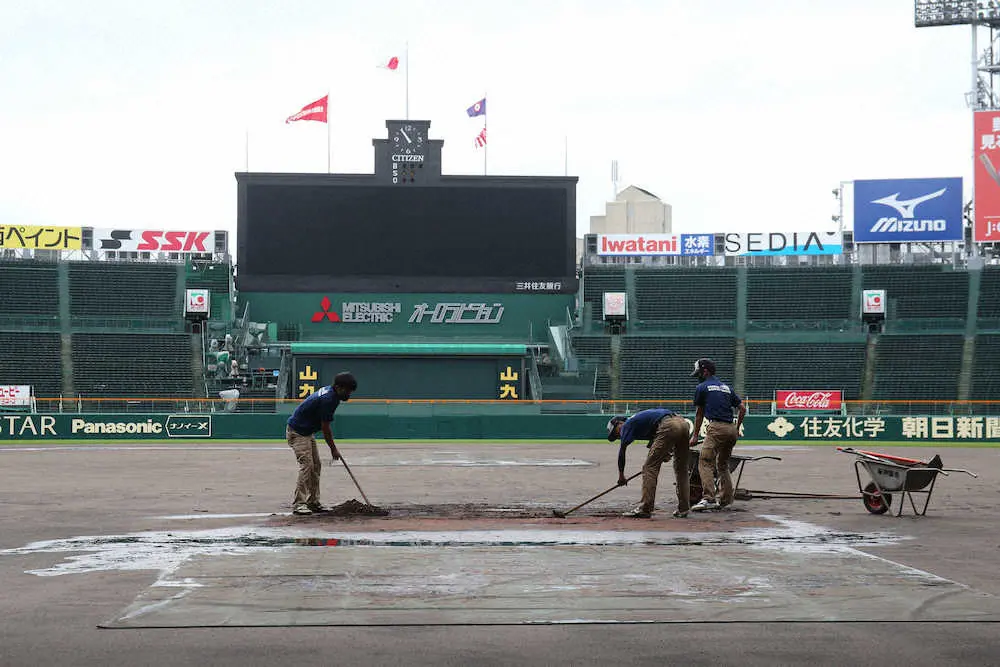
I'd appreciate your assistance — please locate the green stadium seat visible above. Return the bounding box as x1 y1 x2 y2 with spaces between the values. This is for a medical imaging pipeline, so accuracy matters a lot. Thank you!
872 334 963 401
619 336 736 401
978 268 1000 324
862 266 968 320
71 333 194 398
747 267 852 321
744 342 865 401
634 268 738 325
0 332 61 397
971 334 1000 413
69 262 179 319
0 261 59 322
581 266 626 322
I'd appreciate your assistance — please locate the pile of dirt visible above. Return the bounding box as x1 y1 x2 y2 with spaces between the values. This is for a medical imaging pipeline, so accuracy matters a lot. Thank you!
325 498 390 517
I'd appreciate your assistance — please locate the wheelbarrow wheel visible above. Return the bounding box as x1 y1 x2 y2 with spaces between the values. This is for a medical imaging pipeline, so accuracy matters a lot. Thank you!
862 482 891 515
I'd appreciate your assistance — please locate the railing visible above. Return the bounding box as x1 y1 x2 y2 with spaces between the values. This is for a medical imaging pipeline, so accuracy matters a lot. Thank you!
25 396 1000 416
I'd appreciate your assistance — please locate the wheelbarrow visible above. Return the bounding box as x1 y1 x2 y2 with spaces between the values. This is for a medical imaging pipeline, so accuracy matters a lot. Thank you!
836 447 978 517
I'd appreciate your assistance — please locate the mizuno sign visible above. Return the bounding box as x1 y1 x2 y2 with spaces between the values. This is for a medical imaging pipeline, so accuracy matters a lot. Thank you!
852 178 963 243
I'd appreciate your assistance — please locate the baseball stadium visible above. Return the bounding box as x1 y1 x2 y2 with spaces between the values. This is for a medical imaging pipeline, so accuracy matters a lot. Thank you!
5 102 1000 667
3 117 1000 655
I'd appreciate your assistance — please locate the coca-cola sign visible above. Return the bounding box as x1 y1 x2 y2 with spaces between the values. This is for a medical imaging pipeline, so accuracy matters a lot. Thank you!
775 390 843 411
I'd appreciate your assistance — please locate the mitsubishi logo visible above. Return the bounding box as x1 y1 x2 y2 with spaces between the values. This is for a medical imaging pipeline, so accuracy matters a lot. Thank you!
311 297 340 323
870 188 946 219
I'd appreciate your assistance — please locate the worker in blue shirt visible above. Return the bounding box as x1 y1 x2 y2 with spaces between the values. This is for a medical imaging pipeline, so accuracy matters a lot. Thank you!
688 358 746 512
285 372 358 515
607 407 692 518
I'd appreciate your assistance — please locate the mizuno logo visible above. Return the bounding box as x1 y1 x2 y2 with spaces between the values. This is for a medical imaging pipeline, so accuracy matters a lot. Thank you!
870 188 946 219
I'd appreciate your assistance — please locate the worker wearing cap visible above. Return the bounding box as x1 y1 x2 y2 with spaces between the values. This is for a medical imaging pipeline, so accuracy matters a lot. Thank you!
688 358 746 512
607 408 691 519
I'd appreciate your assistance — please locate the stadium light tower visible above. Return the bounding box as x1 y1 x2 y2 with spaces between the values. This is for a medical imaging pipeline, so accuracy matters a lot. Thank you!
914 0 1000 110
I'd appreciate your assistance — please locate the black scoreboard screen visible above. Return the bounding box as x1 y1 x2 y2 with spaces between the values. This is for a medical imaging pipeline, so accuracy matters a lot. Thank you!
237 181 576 293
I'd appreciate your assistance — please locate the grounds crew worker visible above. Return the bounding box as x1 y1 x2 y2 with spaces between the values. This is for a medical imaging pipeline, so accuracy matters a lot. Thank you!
285 372 358 515
688 358 746 512
607 408 691 519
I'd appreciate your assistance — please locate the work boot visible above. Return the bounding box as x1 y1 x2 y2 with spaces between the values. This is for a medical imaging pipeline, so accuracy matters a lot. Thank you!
293 504 313 516
623 506 651 518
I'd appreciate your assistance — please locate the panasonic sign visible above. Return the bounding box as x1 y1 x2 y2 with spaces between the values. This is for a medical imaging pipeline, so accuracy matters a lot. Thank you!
852 178 963 243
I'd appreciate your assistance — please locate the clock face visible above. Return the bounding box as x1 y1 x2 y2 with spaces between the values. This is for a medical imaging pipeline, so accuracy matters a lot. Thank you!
391 123 426 155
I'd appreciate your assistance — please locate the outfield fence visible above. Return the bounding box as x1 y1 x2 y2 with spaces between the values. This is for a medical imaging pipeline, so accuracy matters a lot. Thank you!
12 397 1000 417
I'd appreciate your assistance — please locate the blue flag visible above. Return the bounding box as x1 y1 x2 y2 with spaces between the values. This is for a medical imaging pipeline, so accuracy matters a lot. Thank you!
466 98 486 117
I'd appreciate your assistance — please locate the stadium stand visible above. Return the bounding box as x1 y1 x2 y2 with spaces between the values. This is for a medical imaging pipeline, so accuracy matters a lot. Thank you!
185 260 231 321
581 265 626 322
747 267 853 321
69 262 179 319
871 334 964 401
634 268 738 324
978 267 1000 323
619 336 737 400
569 334 612 364
71 333 194 397
971 334 1000 404
0 260 59 326
744 341 866 401
0 332 62 397
862 265 968 320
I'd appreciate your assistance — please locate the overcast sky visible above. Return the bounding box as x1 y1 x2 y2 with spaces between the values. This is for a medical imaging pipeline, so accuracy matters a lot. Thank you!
0 0 981 239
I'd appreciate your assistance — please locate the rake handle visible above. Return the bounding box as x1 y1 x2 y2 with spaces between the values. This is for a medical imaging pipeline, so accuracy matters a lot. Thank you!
338 455 371 506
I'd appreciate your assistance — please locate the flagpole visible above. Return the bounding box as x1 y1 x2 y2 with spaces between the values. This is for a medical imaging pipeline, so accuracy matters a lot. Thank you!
245 129 250 172
483 91 487 176
405 41 410 120
564 135 568 176
326 91 331 173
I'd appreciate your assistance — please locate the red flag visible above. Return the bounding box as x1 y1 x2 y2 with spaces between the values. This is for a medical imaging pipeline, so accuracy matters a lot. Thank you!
285 95 328 124
474 127 487 149
379 56 400 70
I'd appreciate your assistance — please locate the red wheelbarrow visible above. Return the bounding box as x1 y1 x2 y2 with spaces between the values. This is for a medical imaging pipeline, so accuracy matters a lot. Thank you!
836 447 978 517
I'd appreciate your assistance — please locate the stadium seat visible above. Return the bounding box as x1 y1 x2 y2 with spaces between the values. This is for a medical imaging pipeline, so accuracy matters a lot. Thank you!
872 334 964 401
747 267 852 321
581 266 626 322
619 336 737 401
634 268 738 325
0 260 59 323
862 266 968 320
744 342 866 401
71 333 194 398
971 334 1000 413
69 262 179 319
0 332 62 397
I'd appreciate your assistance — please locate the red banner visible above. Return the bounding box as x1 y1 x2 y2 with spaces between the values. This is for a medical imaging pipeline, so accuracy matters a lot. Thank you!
975 110 1000 242
775 390 843 411
285 95 328 124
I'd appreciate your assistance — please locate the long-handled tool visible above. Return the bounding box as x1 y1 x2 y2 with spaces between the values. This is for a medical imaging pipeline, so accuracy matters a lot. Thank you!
338 454 372 506
552 471 642 519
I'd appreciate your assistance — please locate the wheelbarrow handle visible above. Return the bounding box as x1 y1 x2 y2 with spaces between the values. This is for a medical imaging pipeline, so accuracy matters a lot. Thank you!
940 467 978 478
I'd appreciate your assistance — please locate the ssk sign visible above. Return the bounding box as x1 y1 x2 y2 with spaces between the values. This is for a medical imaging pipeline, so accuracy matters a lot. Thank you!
775 390 843 412
92 229 216 253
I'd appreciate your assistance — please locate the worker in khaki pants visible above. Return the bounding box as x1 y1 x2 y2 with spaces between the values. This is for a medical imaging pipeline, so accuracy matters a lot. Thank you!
285 372 357 515
688 358 746 511
607 409 692 519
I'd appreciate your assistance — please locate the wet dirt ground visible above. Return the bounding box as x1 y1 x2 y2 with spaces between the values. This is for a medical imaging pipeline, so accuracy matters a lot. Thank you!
1 441 998 665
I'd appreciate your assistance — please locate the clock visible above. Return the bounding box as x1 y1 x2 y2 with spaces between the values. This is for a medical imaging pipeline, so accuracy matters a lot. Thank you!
391 123 426 156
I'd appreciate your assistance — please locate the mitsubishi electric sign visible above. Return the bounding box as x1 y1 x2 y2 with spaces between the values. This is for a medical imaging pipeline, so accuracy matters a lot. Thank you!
852 177 963 243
